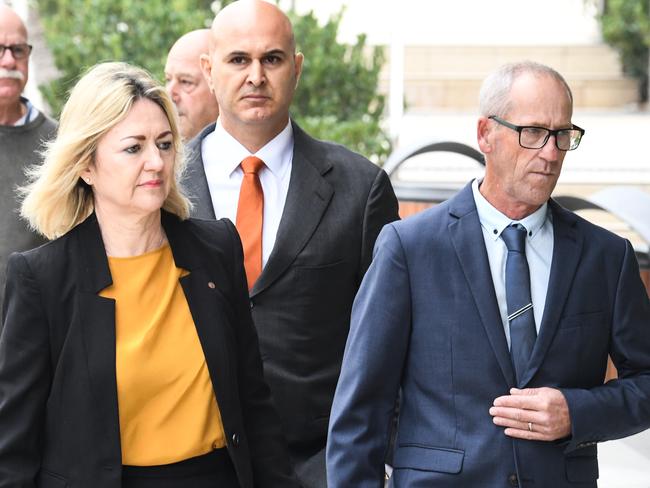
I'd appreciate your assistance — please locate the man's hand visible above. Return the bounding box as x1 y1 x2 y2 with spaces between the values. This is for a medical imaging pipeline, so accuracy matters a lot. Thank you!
489 387 571 441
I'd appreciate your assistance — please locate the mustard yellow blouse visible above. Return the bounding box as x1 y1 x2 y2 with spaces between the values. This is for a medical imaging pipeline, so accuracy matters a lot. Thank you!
100 244 226 466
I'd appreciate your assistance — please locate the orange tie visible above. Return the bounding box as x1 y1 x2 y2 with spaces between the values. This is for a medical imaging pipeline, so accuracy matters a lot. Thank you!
236 156 265 290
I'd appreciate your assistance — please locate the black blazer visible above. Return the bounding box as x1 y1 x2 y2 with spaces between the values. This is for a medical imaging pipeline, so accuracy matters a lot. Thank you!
184 121 400 485
0 211 298 488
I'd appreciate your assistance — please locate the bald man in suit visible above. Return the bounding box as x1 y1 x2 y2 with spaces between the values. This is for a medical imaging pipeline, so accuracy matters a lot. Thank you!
184 2 399 486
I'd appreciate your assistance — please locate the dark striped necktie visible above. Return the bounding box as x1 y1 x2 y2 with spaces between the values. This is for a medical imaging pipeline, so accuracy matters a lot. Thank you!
501 224 537 384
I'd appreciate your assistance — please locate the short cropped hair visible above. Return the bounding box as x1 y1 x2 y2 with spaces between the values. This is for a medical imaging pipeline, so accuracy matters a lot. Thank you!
478 61 573 118
21 61 191 239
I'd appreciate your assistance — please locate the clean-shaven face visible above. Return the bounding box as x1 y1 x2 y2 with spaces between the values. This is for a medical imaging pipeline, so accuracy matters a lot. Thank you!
165 31 219 140
202 1 303 141
480 73 573 218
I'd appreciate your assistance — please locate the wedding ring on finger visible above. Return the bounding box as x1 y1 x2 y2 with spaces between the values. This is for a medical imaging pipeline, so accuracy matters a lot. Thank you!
528 422 534 432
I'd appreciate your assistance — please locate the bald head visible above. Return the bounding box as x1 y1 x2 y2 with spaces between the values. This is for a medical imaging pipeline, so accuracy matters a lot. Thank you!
201 0 303 151
0 4 30 118
0 5 27 39
210 0 296 53
165 28 219 140
170 28 211 58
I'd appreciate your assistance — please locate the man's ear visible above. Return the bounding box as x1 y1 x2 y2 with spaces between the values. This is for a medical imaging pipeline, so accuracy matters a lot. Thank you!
477 116 493 154
293 52 304 88
200 53 213 91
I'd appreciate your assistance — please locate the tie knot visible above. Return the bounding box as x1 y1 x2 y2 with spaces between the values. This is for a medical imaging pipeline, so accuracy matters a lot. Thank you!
501 224 527 253
241 156 265 175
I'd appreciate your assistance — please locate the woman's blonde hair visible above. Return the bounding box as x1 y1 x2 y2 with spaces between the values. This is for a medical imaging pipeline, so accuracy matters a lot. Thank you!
21 61 191 239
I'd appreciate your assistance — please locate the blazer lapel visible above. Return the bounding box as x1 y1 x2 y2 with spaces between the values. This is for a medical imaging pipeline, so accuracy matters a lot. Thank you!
74 214 122 451
448 185 516 387
179 269 234 412
163 212 234 413
251 123 334 297
185 123 217 220
519 200 582 386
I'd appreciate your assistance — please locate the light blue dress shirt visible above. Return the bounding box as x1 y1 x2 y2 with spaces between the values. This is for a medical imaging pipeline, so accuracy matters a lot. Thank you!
471 179 554 348
13 97 39 126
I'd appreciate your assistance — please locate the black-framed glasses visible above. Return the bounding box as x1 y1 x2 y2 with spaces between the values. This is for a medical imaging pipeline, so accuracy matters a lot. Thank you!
0 43 33 60
489 115 585 151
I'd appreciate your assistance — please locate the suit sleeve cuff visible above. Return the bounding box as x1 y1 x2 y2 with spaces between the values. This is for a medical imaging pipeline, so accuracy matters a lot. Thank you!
560 388 601 453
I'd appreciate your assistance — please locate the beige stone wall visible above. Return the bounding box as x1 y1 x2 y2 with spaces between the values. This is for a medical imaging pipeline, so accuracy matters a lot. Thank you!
382 45 638 110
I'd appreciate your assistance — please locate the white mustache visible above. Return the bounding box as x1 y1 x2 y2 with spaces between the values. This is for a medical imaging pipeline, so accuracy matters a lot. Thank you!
0 69 25 80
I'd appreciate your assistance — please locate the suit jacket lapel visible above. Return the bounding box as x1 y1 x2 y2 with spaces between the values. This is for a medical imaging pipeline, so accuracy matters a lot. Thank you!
251 122 334 297
448 184 516 387
519 200 582 386
74 214 121 451
163 212 234 414
185 123 217 219
179 269 234 411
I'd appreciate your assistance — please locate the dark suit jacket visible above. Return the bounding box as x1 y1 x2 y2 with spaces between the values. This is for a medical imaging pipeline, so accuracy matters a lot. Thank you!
327 182 650 487
184 122 399 486
0 211 298 488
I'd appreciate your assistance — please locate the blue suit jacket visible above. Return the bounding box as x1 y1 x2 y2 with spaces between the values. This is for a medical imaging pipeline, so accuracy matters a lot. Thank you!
327 182 650 487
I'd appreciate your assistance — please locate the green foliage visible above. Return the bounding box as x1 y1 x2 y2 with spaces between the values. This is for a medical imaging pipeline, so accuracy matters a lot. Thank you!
598 0 650 102
289 9 391 163
298 115 391 163
36 0 214 116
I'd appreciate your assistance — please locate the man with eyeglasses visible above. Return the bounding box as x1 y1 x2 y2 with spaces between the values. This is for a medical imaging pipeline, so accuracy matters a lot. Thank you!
165 29 219 141
327 61 650 487
0 5 56 311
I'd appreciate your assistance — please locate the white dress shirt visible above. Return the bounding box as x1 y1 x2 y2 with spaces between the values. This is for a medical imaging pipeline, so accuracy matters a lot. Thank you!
471 178 554 348
201 120 293 268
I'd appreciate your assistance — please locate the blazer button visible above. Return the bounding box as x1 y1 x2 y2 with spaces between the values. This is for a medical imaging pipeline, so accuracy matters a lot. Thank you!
508 473 519 487
231 433 240 447
208 281 216 289
249 299 254 309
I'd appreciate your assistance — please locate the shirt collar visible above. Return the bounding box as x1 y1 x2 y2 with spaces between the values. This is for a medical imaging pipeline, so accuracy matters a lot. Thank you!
471 178 549 241
11 97 38 126
213 119 293 178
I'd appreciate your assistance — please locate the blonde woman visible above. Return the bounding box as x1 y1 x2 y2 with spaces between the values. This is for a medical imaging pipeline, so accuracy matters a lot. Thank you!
0 62 298 488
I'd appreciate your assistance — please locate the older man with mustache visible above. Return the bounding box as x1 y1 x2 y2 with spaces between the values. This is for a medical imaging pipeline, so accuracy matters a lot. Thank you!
0 5 56 310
